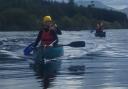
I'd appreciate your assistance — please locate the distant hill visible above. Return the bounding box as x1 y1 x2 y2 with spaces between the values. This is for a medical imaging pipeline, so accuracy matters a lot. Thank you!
121 7 128 18
76 1 113 10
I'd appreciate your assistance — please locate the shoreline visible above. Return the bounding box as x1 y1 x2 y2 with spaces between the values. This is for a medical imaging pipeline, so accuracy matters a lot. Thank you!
0 28 128 32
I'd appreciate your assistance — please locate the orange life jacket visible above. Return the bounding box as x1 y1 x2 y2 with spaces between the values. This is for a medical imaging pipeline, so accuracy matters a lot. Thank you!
41 31 54 45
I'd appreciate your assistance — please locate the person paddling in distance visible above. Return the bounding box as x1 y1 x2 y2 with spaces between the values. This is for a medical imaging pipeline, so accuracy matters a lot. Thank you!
34 16 62 48
96 22 104 33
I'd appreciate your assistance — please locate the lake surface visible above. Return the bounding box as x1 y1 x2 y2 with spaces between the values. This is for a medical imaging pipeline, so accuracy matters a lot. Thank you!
0 29 128 89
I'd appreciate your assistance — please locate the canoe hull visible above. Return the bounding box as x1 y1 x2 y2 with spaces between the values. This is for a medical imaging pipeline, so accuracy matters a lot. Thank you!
95 32 106 37
33 46 64 61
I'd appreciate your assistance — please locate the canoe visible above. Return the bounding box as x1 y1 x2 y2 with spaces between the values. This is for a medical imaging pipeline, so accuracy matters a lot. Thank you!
95 32 106 37
33 46 64 61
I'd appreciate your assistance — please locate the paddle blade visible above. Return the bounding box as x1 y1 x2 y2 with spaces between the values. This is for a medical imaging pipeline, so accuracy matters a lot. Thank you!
24 43 34 56
68 41 85 47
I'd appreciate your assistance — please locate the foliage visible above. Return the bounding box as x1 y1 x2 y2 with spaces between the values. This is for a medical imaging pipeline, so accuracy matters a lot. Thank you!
0 0 128 31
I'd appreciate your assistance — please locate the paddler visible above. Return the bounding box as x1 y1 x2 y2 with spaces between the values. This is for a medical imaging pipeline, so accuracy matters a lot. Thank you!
96 22 104 33
34 16 62 47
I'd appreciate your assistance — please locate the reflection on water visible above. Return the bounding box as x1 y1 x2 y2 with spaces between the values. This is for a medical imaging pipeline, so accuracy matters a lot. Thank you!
68 65 85 75
31 60 61 89
0 30 128 89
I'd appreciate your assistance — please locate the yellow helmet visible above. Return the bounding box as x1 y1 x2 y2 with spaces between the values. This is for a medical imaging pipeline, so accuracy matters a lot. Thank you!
43 16 52 23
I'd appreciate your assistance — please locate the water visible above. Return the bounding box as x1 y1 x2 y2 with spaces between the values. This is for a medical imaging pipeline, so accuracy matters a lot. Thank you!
0 30 128 89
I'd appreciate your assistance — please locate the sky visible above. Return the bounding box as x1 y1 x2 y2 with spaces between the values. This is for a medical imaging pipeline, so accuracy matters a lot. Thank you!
57 0 128 9
93 0 128 9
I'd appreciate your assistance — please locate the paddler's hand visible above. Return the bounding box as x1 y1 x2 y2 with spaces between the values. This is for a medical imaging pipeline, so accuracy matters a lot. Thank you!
44 45 48 48
50 26 55 30
54 24 57 28
49 24 57 31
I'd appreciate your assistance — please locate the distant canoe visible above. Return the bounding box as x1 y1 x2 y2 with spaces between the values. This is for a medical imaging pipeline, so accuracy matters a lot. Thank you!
95 32 106 37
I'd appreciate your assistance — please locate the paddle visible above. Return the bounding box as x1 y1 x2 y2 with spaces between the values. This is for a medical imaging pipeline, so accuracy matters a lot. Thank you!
24 40 57 56
49 40 57 46
24 42 35 56
90 30 94 33
61 41 85 47
24 41 85 56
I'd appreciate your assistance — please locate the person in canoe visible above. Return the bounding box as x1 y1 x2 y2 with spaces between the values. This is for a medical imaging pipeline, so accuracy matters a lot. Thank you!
95 22 106 37
96 22 104 33
34 16 62 47
90 22 103 33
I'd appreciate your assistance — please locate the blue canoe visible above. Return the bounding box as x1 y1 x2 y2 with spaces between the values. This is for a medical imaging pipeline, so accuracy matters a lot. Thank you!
33 46 64 61
95 32 106 37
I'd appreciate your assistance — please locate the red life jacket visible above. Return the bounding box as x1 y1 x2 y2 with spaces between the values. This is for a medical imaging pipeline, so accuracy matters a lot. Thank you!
41 30 54 45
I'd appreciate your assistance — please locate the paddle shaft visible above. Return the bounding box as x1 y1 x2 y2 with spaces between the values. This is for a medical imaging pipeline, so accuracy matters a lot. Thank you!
24 41 85 56
59 41 85 47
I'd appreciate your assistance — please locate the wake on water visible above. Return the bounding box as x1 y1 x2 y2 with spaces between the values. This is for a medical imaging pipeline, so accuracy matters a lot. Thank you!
61 37 108 60
85 37 107 55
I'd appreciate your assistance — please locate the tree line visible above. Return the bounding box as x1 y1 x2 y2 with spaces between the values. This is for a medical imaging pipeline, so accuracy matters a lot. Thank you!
0 0 128 31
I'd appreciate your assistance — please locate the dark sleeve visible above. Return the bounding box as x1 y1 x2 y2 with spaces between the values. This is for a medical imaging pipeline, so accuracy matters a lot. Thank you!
56 27 62 35
33 31 42 47
51 30 59 45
